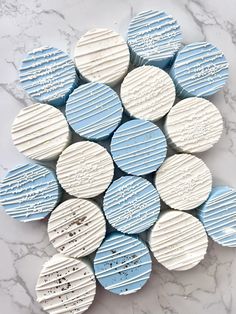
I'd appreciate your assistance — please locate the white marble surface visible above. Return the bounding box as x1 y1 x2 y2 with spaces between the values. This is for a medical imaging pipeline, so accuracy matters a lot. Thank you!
1 0 236 313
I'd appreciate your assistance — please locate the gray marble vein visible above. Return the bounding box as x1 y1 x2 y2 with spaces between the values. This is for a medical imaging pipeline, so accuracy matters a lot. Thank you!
1 0 236 313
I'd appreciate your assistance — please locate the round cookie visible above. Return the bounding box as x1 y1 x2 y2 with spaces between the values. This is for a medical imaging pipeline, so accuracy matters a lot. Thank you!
65 82 123 140
0 163 60 222
127 10 182 68
48 198 106 258
74 28 130 86
19 46 78 107
56 141 114 198
103 176 160 234
148 211 208 271
11 103 71 161
165 97 223 153
170 42 229 98
36 254 96 314
198 186 236 247
94 232 152 295
111 119 167 176
155 154 212 211
120 66 176 121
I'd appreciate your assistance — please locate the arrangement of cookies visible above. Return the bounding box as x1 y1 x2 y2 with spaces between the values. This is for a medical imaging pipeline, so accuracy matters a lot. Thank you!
0 9 235 314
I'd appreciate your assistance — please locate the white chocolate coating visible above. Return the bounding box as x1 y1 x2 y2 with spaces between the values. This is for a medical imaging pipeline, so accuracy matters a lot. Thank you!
165 97 223 153
11 103 70 161
149 211 208 271
36 254 96 314
48 199 106 258
155 154 212 210
120 66 176 121
56 141 114 198
74 28 130 86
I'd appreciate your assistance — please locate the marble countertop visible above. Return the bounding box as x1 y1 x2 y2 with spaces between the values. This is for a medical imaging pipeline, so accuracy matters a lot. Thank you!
1 0 236 313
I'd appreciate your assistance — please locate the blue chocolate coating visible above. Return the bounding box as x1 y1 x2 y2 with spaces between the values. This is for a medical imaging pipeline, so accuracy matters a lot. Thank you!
127 10 182 68
110 119 167 176
103 176 160 234
19 46 78 107
0 163 60 222
170 42 229 98
198 186 236 247
65 82 123 140
94 232 152 295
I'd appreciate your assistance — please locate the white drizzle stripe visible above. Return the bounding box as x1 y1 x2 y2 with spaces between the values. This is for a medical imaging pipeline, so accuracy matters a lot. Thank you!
48 198 106 258
165 97 223 153
149 211 208 271
96 255 150 277
120 65 175 121
56 141 114 198
94 233 152 295
74 28 130 86
94 243 143 264
19 46 78 106
36 254 96 314
105 270 151 291
11 103 71 161
95 237 137 254
155 154 212 210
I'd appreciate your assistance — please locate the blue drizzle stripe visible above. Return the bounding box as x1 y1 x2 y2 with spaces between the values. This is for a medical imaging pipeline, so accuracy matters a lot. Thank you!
111 119 167 176
198 186 236 247
170 42 229 98
65 82 123 140
19 46 78 107
0 163 60 222
127 10 182 68
94 232 152 295
103 176 160 234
